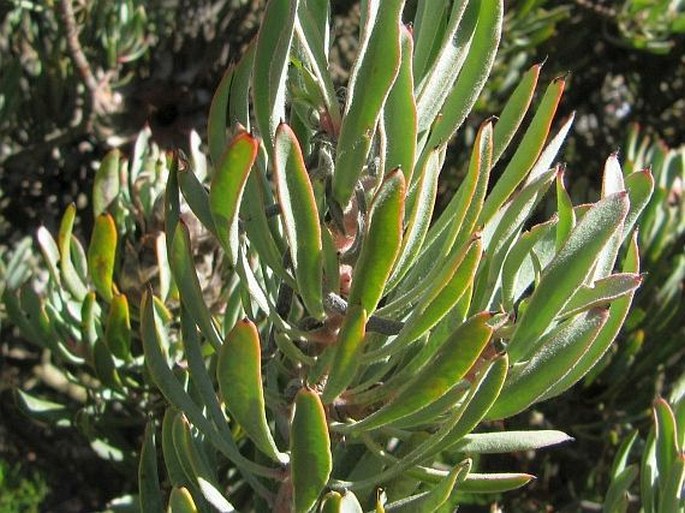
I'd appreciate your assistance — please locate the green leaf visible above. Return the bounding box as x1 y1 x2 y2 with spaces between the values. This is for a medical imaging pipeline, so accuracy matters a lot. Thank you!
438 354 509 453
273 122 325 319
87 213 118 302
421 0 502 152
93 149 120 217
654 398 679 488
291 388 332 513
346 312 493 432
140 291 277 479
603 465 638 513
209 130 259 264
93 339 122 390
555 169 576 250
105 293 131 360
492 63 542 165
36 226 61 284
348 169 405 314
319 491 343 513
383 25 417 181
229 44 255 129
479 77 565 226
339 357 506 491
169 221 223 351
411 0 450 81
450 430 573 454
415 1 475 135
162 409 190 488
177 159 217 237
293 1 340 133
384 461 470 513
322 305 367 403
171 414 221 497
560 273 642 319
473 167 557 311
624 168 655 238
658 454 685 513
332 0 404 206
405 121 492 290
459 472 535 493
58 204 88 301
501 217 557 312
372 236 482 362
207 65 233 166
241 163 293 287
611 430 639 479
168 487 198 513
537 232 641 400
507 192 630 363
14 389 71 427
81 291 99 347
139 422 163 513
386 147 441 291
217 319 288 464
490 309 609 419
253 0 298 153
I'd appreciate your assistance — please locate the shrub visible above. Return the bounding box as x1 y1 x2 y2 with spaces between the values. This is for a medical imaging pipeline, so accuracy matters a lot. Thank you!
6 1 657 511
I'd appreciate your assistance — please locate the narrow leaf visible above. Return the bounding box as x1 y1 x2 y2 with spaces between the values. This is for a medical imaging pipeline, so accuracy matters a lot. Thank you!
253 0 298 152
217 319 288 464
139 422 163 513
274 122 325 318
322 305 368 403
168 487 199 513
209 130 259 264
346 312 493 432
451 430 573 454
491 309 609 419
105 293 131 360
348 169 405 314
332 0 404 206
58 204 88 300
169 221 223 351
92 150 120 217
291 388 332 513
480 77 565 225
383 24 417 181
492 63 542 165
507 192 629 363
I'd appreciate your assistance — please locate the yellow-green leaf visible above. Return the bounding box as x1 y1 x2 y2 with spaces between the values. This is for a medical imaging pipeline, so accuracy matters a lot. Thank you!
217 319 288 464
291 388 332 513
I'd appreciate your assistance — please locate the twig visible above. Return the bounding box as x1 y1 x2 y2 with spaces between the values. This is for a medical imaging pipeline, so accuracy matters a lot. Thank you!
324 292 404 336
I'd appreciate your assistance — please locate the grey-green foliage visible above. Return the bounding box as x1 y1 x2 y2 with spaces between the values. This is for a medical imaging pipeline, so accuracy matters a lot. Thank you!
3 128 211 472
614 0 685 54
587 125 684 409
0 0 150 157
6 1 656 512
603 376 685 513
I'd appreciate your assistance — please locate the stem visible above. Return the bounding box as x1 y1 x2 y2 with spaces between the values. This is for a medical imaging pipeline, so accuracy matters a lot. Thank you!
323 292 404 335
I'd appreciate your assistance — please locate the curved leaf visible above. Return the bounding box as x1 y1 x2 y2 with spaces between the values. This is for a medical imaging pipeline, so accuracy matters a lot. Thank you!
332 0 404 206
274 122 325 318
507 192 630 363
346 312 493 432
348 169 405 314
291 388 332 513
209 130 259 264
217 319 288 464
104 293 131 360
253 0 298 152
